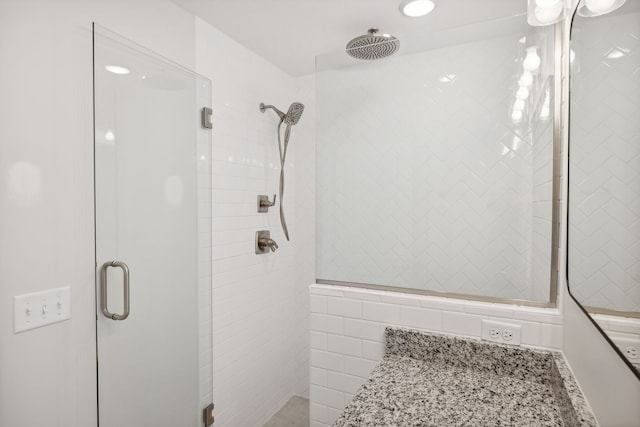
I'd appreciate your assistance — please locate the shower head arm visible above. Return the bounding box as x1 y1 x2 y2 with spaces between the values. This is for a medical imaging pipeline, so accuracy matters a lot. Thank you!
259 103 285 121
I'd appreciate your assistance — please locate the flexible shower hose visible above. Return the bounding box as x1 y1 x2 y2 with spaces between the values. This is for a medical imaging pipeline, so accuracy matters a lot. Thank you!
277 121 291 241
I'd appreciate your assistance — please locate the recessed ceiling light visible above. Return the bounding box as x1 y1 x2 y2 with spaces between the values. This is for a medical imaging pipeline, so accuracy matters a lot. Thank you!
105 65 130 75
399 0 436 18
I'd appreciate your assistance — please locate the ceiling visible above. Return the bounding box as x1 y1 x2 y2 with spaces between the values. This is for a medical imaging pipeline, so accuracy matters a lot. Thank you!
172 0 528 76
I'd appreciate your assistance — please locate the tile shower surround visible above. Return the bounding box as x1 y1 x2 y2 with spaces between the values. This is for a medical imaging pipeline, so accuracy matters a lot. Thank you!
316 28 555 302
309 284 563 427
196 20 314 427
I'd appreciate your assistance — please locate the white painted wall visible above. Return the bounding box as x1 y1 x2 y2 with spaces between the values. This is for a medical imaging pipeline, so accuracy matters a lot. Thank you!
563 288 640 426
195 18 314 426
0 1 196 426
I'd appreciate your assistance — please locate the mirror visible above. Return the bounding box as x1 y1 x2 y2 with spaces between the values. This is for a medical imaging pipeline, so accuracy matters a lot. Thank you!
568 0 640 379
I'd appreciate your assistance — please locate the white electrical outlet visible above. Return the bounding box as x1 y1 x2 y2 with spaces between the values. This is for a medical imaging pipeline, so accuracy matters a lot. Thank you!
14 287 71 333
610 336 640 363
481 320 522 345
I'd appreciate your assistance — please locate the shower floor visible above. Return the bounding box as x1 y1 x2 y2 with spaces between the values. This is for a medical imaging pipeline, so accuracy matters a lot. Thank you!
264 395 309 427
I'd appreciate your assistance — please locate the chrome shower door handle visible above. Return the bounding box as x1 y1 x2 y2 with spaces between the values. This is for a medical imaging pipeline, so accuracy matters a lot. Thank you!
100 261 130 320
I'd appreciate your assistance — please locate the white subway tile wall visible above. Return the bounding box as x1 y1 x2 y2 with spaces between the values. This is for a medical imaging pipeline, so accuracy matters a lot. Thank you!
309 284 563 427
293 74 316 398
196 19 314 426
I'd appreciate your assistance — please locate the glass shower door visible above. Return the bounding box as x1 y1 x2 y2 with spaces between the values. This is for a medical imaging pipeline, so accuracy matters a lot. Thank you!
93 26 212 427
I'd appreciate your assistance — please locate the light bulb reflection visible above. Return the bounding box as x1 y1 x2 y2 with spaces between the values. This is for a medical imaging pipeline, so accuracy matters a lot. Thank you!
519 71 534 87
536 0 562 6
605 47 630 59
523 47 541 72
534 5 563 23
528 0 566 25
585 0 616 13
513 99 526 112
540 107 550 121
439 74 456 83
540 89 551 121
516 87 530 100
512 136 521 152
511 110 523 123
577 0 626 16
105 65 130 75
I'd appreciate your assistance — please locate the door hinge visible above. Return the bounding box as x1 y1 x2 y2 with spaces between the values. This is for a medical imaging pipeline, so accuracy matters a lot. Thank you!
203 402 214 426
202 107 213 129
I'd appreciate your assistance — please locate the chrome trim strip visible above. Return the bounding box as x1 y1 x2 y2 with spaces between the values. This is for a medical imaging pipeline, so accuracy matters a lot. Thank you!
585 306 640 319
316 280 557 309
549 21 564 308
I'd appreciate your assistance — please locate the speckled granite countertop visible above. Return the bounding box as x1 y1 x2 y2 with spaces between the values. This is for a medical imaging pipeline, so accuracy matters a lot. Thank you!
334 327 597 427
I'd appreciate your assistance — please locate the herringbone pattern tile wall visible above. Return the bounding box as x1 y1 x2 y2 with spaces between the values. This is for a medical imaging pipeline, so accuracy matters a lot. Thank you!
317 31 555 302
569 11 640 313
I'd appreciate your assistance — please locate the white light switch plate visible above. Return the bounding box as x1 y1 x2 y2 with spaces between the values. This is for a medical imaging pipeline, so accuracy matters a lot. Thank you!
14 287 71 333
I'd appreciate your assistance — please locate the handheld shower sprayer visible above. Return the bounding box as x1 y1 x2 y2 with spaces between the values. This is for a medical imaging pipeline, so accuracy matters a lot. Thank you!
259 101 305 241
260 102 304 125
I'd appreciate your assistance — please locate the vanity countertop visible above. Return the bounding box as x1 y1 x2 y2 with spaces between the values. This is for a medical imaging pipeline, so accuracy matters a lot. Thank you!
334 327 596 427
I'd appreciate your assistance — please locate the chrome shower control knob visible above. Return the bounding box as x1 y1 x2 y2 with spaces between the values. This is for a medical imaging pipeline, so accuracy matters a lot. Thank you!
259 237 278 252
257 194 276 213
255 230 278 254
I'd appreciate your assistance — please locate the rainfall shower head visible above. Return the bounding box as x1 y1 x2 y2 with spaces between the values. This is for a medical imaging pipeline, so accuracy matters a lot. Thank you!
346 28 400 60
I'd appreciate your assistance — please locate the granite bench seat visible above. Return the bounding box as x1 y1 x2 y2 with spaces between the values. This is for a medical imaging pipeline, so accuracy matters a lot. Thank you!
334 327 597 427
